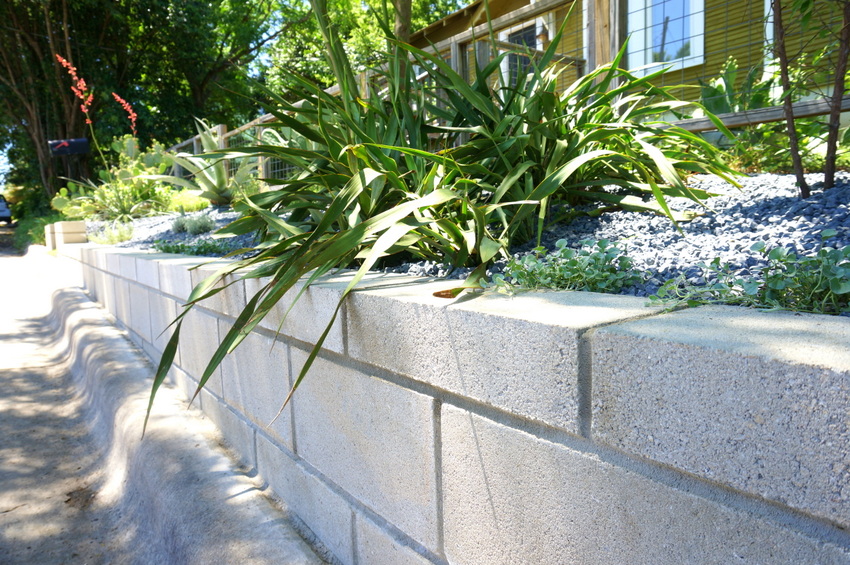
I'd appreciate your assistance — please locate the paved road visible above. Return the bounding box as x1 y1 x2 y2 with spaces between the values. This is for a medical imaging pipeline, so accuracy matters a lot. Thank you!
0 245 121 563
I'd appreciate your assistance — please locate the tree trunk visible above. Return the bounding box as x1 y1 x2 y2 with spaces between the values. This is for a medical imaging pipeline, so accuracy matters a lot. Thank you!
393 0 412 44
823 0 850 190
773 0 810 198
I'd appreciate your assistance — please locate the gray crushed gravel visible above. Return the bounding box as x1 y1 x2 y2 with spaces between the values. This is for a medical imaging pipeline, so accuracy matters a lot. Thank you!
104 172 850 297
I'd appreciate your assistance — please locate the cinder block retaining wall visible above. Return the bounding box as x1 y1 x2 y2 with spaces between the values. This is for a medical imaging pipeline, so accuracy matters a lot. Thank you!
64 244 850 564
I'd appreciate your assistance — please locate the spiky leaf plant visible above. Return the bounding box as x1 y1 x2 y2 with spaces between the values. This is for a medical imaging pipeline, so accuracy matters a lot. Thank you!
146 3 738 428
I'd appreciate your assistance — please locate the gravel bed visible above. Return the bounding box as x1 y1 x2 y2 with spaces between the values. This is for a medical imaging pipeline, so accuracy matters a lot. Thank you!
101 172 850 297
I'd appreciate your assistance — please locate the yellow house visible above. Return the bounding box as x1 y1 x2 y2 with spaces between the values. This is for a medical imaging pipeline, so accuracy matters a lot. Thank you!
409 0 843 102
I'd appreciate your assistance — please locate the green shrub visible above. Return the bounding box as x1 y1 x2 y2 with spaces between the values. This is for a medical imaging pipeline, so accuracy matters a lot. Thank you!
153 238 233 256
185 215 216 235
489 239 644 294
171 215 189 233
52 136 173 222
651 231 850 315
700 57 850 174
168 190 210 213
89 222 134 244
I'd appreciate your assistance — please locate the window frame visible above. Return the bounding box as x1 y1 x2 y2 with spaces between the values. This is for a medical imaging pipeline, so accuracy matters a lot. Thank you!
497 13 553 88
626 0 705 75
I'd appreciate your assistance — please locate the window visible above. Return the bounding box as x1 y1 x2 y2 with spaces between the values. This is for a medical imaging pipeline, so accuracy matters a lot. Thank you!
506 25 538 86
498 15 552 87
627 0 704 73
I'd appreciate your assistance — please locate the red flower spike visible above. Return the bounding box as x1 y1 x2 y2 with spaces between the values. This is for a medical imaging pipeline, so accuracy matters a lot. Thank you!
111 92 137 137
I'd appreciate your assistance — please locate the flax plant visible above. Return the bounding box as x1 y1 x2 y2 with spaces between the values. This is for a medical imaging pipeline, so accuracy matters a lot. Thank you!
147 5 738 427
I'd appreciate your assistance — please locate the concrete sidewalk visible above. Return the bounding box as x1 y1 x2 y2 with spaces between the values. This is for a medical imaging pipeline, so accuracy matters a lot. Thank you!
0 250 325 564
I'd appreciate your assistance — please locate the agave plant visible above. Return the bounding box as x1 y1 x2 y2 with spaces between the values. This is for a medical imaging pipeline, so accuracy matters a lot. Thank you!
145 119 257 206
147 2 738 426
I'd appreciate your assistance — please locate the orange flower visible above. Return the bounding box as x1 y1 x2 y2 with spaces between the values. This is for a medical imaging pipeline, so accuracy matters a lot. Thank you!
112 92 137 136
56 54 93 122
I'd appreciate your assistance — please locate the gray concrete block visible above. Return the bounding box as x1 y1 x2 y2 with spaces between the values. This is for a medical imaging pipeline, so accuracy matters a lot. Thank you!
348 283 654 433
220 330 293 450
199 388 257 468
148 293 179 357
99 272 117 317
91 246 110 271
290 350 439 552
190 261 245 318
127 283 152 344
135 255 161 289
158 256 203 302
592 305 850 529
174 308 222 396
441 404 850 565
244 275 345 354
355 514 436 565
257 435 354 565
114 278 131 327
168 365 199 403
117 252 138 280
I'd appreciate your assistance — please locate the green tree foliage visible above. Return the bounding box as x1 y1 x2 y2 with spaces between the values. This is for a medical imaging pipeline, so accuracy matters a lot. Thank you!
265 0 464 93
0 0 290 198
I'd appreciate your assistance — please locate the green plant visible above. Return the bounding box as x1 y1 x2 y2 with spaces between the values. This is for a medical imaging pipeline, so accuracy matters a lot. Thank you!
142 119 257 206
89 222 134 244
168 190 211 213
153 238 235 256
52 136 173 222
651 231 850 315
700 56 850 174
488 239 644 294
171 215 189 233
146 4 738 428
172 214 216 235
186 215 216 235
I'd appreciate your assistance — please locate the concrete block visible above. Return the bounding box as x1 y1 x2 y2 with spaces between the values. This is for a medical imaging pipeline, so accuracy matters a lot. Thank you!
99 272 116 316
90 246 110 271
290 350 439 552
441 405 850 565
55 232 87 246
134 255 162 289
348 283 654 433
114 278 131 328
174 308 222 396
148 293 179 357
199 388 256 468
168 365 199 403
244 275 345 354
355 515 436 565
220 330 293 449
158 256 204 302
257 435 355 565
117 252 138 280
190 261 245 317
44 223 56 251
592 305 850 529
52 220 86 234
127 283 153 344
57 242 84 261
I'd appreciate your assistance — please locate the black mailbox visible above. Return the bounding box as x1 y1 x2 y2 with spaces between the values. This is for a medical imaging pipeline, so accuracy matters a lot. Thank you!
49 138 90 156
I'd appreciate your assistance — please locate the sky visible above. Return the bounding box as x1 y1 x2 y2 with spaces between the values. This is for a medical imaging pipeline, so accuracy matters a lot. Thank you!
0 149 8 192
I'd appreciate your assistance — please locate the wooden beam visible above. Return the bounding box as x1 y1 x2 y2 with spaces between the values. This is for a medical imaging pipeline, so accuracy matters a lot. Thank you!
430 0 571 54
671 95 850 133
